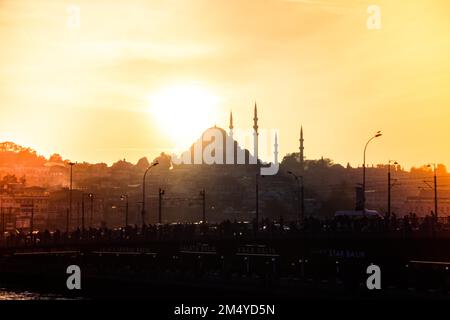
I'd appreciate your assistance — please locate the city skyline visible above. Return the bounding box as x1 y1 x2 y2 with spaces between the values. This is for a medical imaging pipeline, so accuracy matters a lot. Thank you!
0 123 448 172
0 0 449 169
1 0 450 304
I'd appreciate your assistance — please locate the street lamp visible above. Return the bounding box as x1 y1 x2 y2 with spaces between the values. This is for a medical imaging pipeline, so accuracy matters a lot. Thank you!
255 172 263 234
141 161 159 229
89 193 94 227
362 131 382 212
287 171 304 223
387 160 398 217
427 163 438 218
68 162 75 231
120 194 129 227
200 189 206 224
158 188 165 224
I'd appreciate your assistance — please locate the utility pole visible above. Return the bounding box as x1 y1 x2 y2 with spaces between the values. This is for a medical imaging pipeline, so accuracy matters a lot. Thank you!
426 164 438 218
388 168 391 217
200 189 206 223
77 201 80 229
255 173 259 233
9 207 12 233
434 169 438 218
158 188 165 224
68 162 75 232
121 195 129 227
295 178 301 221
30 199 34 236
141 162 159 229
126 197 129 227
89 193 94 227
362 131 382 212
301 176 304 221
8 207 12 234
387 160 398 217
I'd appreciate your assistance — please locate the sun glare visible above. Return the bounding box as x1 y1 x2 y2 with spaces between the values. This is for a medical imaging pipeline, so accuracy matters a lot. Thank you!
148 84 220 151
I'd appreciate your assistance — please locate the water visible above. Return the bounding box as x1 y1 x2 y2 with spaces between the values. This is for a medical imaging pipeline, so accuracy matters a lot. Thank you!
0 288 78 300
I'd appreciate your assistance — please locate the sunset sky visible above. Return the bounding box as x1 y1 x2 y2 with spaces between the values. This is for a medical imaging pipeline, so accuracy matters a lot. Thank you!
0 0 449 169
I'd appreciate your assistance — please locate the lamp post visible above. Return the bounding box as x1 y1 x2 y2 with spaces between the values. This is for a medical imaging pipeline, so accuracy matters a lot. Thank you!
387 160 398 217
288 171 304 223
66 208 69 234
141 161 159 229
158 188 165 224
362 131 382 212
120 194 129 227
255 173 259 234
89 193 94 228
81 194 85 233
427 163 438 218
68 162 75 231
1 205 4 241
200 189 206 224
30 199 34 237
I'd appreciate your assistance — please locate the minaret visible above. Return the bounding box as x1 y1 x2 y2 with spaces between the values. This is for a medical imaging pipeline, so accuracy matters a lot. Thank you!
229 110 234 138
274 132 278 165
253 102 259 163
299 125 304 171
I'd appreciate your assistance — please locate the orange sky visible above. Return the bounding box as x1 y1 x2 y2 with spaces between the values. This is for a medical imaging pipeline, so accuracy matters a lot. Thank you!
0 0 449 169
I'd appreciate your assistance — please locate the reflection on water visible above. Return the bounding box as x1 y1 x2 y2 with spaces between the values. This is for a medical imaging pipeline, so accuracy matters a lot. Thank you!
0 288 79 300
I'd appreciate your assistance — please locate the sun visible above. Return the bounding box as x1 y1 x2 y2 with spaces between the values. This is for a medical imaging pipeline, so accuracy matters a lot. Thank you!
148 83 220 151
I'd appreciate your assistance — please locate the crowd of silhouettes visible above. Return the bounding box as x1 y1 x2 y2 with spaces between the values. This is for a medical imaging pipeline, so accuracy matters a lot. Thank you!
1 211 449 247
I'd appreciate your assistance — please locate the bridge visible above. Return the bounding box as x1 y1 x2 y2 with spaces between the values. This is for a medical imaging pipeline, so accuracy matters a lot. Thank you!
1 234 450 299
